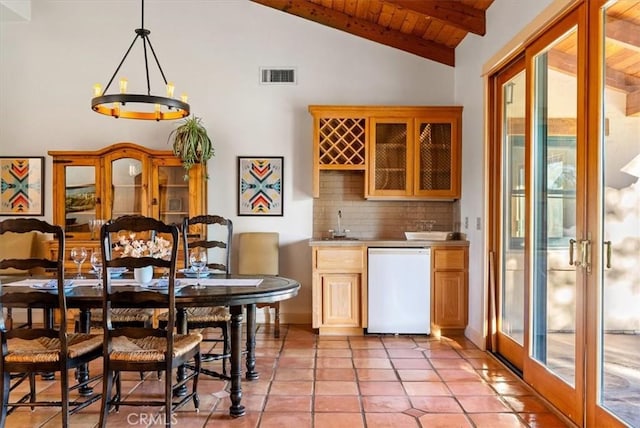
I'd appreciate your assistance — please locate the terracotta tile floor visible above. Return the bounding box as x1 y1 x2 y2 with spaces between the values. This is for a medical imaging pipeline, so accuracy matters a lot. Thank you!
4 324 570 427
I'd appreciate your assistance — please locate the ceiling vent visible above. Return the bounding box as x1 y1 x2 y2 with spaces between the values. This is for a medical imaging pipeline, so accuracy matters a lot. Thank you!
260 67 296 84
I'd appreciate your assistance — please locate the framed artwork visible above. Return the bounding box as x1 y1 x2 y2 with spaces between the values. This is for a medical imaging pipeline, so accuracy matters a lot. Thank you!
0 156 45 216
238 156 283 216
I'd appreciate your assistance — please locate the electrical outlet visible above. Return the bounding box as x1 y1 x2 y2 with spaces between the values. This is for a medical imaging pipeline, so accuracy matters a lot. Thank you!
464 217 469 229
476 217 481 230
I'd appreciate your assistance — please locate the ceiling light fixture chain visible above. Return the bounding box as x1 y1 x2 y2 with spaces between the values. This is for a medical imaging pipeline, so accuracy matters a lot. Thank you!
91 0 190 121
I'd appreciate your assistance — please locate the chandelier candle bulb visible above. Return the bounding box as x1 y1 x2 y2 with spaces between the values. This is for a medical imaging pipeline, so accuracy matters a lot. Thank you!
119 78 128 94
181 94 188 103
166 82 174 98
93 84 102 97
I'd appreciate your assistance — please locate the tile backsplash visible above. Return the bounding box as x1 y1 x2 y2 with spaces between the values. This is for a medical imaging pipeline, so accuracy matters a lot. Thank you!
313 171 459 239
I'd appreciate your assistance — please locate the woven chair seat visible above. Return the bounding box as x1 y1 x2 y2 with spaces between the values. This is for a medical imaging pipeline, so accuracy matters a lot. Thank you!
5 334 103 363
110 333 203 362
90 308 154 323
157 306 230 323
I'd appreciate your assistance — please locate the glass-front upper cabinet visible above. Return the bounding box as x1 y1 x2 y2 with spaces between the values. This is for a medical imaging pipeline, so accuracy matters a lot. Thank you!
49 143 207 242
366 107 462 199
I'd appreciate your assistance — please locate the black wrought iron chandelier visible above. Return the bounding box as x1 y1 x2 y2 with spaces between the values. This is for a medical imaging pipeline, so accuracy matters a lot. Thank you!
91 0 190 120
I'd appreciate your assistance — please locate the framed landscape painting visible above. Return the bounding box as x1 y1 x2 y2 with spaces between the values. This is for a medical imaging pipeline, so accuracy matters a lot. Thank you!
238 156 283 216
0 156 44 216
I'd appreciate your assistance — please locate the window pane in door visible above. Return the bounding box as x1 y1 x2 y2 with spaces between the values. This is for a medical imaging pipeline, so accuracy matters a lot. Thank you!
501 71 526 345
599 2 640 425
531 27 578 387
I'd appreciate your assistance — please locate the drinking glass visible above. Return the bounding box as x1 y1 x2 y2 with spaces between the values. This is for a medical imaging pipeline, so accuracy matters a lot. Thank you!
70 247 87 279
189 248 207 289
90 250 103 288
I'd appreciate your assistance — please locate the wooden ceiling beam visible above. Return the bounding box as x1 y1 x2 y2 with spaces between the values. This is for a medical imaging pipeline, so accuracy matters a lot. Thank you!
548 49 640 93
250 0 455 66
606 17 640 52
384 0 486 36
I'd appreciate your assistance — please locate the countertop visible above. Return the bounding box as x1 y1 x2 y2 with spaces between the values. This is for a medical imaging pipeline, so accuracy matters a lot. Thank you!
308 238 469 247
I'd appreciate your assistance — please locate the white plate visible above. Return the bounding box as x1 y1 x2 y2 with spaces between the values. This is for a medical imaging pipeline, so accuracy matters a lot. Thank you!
31 280 74 290
179 267 213 278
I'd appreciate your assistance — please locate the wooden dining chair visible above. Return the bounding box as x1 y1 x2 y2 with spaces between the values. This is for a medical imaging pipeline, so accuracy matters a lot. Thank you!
158 214 232 377
98 215 201 427
238 232 281 338
0 218 103 427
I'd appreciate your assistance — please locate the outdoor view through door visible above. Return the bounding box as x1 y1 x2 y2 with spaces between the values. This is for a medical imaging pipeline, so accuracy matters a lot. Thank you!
490 1 640 427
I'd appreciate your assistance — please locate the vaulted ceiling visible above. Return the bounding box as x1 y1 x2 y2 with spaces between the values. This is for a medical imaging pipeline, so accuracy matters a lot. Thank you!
250 0 495 67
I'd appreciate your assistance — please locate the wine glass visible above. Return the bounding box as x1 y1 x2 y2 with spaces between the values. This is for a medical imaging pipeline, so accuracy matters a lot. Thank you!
90 250 103 288
189 248 207 289
70 247 87 279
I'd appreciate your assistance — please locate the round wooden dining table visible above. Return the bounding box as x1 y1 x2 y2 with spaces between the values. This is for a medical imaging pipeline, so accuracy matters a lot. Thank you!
2 274 301 417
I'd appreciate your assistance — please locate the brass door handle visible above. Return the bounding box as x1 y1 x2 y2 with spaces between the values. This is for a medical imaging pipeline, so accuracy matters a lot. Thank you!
581 239 591 274
604 240 612 269
569 238 577 266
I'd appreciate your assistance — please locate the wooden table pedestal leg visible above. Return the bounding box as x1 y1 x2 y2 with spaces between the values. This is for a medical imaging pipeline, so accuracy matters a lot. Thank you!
229 305 245 417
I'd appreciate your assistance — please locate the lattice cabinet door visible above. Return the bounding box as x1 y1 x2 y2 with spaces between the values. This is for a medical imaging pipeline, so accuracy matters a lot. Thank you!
414 111 461 199
367 117 413 197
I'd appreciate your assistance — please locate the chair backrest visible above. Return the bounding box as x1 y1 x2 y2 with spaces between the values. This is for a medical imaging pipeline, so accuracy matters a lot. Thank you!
100 215 179 336
0 218 67 338
237 232 279 275
183 215 233 274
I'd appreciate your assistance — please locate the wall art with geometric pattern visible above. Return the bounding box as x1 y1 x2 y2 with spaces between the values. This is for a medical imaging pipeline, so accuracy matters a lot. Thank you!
0 156 44 216
238 156 283 216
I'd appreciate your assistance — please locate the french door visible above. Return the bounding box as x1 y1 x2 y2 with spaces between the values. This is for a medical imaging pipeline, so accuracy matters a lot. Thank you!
490 1 640 427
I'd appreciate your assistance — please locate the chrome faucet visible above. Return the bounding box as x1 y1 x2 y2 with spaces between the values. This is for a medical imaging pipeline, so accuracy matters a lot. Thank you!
329 210 349 238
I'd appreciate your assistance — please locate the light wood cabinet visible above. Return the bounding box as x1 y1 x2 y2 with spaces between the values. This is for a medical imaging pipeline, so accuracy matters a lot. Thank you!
312 246 366 335
309 105 462 200
431 247 468 334
48 142 206 272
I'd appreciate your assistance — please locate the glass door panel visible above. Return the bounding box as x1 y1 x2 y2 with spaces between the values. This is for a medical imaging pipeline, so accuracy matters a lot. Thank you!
531 27 579 387
64 165 97 238
417 122 451 192
598 2 640 425
110 158 144 218
157 165 189 225
369 119 411 196
501 70 526 349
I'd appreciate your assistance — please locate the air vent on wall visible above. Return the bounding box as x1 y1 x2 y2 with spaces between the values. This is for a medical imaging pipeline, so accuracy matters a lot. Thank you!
260 67 297 84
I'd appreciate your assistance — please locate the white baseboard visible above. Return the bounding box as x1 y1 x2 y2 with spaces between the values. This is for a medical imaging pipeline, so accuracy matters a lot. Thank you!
465 325 486 350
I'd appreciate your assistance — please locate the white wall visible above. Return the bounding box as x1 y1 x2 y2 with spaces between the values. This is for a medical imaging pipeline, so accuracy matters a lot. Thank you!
0 0 454 323
454 0 556 345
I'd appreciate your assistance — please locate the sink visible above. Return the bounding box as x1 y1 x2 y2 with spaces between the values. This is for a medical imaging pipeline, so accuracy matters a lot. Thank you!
404 231 451 241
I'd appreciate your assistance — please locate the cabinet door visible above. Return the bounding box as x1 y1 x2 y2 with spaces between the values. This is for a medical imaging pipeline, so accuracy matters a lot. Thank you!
368 118 413 197
150 157 207 225
52 158 101 240
320 273 361 327
104 150 149 219
433 271 467 328
414 115 461 198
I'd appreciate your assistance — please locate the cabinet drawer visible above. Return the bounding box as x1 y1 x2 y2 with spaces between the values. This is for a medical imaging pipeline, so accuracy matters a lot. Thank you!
433 248 466 270
315 248 363 270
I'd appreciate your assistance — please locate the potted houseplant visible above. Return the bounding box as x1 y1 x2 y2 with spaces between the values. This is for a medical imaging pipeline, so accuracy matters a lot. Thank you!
168 116 214 179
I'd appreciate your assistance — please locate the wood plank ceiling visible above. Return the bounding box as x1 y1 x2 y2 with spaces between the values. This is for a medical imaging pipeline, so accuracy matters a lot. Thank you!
251 0 640 116
249 0 495 67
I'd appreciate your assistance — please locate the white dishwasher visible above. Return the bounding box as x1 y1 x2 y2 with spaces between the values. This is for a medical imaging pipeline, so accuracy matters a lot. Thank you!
367 247 431 334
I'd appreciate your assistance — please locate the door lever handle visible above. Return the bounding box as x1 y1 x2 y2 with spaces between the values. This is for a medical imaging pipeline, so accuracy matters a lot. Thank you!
580 239 591 273
569 238 577 266
604 240 612 269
